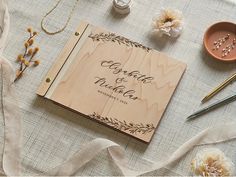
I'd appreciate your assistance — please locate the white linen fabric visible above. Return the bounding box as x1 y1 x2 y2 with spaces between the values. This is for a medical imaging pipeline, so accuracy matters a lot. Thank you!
0 0 236 176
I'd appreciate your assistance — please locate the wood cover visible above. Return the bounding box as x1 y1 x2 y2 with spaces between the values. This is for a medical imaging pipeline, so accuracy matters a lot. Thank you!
37 21 186 143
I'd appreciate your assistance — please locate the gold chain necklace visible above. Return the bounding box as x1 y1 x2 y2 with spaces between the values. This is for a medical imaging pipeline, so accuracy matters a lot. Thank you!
41 0 79 35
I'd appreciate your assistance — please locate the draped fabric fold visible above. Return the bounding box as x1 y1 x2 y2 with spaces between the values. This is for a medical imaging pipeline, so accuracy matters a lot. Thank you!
0 0 21 176
0 0 9 55
0 58 21 176
44 123 236 176
0 0 236 176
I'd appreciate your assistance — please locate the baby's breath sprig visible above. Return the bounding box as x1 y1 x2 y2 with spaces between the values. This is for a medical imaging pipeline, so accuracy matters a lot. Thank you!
14 27 40 82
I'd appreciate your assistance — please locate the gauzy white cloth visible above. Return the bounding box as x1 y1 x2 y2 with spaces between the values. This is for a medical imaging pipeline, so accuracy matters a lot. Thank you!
0 0 236 176
0 1 21 176
0 0 9 54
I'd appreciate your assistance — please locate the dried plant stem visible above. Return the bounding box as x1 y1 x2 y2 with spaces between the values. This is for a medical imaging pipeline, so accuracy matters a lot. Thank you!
27 33 36 42
20 45 28 71
14 27 40 83
14 53 35 83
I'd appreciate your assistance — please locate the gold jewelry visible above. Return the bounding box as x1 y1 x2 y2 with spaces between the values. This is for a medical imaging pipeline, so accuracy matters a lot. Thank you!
212 34 230 50
222 38 236 57
41 0 79 35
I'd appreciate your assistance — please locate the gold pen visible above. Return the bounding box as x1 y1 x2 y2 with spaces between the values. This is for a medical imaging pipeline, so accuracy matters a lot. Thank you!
202 73 236 103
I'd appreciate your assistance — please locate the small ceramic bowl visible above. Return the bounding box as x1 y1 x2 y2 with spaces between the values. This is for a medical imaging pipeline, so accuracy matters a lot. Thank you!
204 22 236 62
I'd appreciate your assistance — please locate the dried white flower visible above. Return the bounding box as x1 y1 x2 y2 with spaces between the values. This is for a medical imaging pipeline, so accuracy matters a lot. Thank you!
152 8 183 38
191 148 235 176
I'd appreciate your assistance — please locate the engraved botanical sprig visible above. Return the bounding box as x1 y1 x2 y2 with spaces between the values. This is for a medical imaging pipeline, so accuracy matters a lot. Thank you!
89 112 155 134
14 27 40 82
88 32 151 52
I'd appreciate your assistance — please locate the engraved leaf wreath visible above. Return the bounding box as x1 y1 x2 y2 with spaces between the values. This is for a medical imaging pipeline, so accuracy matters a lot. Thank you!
88 32 151 52
89 112 155 135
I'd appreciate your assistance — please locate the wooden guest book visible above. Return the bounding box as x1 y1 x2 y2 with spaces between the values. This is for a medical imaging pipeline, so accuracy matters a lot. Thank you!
37 21 186 143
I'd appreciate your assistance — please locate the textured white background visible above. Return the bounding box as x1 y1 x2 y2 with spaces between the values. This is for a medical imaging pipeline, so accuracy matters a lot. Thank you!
1 0 236 175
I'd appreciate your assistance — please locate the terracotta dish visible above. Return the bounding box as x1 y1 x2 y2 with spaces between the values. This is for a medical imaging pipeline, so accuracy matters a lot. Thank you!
204 22 236 62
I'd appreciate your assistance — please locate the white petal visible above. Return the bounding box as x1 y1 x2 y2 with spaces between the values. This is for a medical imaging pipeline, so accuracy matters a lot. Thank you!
170 27 183 38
